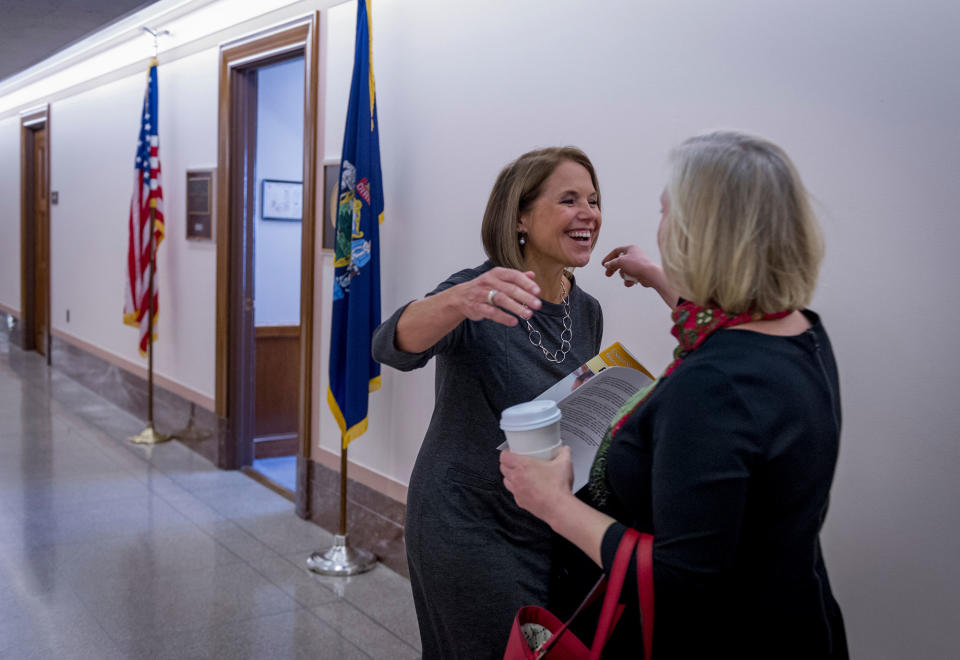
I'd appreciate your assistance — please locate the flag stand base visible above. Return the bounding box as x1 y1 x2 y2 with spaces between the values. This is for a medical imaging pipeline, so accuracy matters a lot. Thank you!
307 534 376 577
171 403 212 442
130 423 172 445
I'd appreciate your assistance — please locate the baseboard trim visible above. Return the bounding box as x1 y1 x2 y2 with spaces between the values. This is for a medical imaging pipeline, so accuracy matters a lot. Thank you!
0 302 20 318
46 332 223 465
312 446 408 505
50 328 215 412
43 326 410 507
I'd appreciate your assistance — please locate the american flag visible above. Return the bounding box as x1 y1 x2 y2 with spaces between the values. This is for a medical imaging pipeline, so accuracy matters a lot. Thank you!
123 58 165 357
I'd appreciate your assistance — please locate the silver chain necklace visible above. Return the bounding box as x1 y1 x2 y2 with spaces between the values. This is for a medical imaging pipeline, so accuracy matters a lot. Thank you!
525 277 572 363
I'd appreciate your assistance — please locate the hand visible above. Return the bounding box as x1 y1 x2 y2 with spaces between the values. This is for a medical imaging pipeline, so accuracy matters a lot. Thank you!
602 245 678 308
454 267 543 327
500 446 574 524
601 244 662 289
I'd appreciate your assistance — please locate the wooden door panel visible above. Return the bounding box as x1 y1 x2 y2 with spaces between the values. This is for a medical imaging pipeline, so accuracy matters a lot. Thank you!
32 127 48 356
254 325 300 455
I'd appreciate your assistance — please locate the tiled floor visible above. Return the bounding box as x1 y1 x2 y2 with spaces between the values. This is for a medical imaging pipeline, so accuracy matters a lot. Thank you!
0 334 421 660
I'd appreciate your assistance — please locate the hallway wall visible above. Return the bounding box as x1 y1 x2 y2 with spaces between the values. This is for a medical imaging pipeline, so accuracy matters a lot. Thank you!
0 1 957 657
0 117 21 313
49 48 220 397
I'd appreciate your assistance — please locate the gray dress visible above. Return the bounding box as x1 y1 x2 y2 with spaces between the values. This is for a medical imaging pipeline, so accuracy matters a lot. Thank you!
371 262 603 660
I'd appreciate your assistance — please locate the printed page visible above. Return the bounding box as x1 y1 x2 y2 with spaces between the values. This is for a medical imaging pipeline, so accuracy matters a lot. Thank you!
500 343 654 492
535 341 650 403
557 367 654 492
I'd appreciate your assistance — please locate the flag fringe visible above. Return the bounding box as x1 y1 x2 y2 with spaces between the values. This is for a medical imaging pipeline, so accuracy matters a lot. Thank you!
328 379 381 449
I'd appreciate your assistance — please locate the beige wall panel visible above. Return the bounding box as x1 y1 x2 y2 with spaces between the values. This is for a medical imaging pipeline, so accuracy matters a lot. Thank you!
0 117 22 312
47 48 219 399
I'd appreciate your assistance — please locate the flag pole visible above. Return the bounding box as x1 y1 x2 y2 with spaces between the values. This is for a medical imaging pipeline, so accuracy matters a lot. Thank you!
307 442 376 576
131 205 170 445
339 447 348 535
306 0 378 578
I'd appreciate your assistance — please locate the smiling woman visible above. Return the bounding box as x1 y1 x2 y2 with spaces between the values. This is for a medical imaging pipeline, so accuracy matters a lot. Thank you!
517 160 601 300
481 147 602 303
371 147 606 659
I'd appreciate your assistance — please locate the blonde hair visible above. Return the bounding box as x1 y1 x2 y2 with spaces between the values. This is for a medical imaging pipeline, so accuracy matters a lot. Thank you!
659 131 823 314
481 147 601 270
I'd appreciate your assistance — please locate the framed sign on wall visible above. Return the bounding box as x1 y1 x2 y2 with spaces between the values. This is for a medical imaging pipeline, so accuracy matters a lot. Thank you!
322 160 340 252
186 168 215 240
261 179 302 221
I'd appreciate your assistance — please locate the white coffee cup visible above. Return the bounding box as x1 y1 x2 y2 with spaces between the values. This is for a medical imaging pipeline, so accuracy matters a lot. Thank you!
500 400 562 459
513 441 562 461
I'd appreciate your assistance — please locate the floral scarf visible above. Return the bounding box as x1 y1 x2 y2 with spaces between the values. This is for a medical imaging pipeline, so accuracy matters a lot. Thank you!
586 300 790 506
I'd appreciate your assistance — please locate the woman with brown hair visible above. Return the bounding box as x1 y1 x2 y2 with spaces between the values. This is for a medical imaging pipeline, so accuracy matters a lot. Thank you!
372 147 605 659
502 132 848 658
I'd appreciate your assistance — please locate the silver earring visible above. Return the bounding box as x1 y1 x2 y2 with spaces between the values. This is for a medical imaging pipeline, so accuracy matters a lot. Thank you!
519 234 526 246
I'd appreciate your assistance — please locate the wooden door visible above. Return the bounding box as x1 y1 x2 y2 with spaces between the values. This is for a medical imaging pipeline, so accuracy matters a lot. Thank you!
224 68 258 469
254 325 300 457
32 127 49 356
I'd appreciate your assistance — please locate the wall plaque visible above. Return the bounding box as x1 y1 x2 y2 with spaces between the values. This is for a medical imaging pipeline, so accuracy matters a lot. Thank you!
186 169 215 240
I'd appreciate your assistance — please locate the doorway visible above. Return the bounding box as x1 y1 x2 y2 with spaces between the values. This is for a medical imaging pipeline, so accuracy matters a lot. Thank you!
251 57 307 492
215 16 320 517
20 107 50 361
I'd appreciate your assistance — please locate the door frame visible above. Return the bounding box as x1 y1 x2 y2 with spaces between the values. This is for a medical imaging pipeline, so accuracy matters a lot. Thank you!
216 14 321 519
19 105 51 362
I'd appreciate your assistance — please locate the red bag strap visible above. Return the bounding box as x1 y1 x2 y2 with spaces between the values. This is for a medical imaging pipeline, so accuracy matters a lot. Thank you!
532 574 607 658
588 528 641 660
637 533 655 660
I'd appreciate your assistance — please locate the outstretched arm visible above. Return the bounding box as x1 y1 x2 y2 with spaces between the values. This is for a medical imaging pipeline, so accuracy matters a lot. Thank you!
601 245 678 309
395 267 543 353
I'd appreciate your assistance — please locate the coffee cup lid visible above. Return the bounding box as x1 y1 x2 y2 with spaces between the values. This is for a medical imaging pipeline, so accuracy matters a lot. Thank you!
499 400 562 431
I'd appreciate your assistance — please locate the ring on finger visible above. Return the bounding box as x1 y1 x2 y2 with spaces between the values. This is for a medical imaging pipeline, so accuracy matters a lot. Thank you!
487 289 499 306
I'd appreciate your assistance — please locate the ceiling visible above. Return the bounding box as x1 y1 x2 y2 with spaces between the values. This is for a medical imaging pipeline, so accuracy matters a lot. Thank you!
0 0 158 84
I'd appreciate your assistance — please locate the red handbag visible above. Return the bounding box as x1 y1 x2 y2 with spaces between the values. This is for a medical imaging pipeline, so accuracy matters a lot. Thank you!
503 528 655 660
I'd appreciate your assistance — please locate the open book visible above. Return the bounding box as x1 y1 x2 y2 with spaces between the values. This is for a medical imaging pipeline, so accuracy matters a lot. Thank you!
528 343 655 493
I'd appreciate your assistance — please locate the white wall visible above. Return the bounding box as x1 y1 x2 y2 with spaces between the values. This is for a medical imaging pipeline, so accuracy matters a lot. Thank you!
48 47 220 396
0 0 957 656
254 57 304 327
0 117 21 312
317 1 959 657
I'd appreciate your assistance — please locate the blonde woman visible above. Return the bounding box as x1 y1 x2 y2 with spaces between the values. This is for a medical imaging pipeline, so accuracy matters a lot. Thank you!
502 132 848 658
372 147 604 659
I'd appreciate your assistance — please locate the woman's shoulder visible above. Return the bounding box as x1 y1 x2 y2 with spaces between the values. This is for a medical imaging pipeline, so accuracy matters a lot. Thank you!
654 358 733 404
428 261 493 296
568 274 602 312
451 260 493 281
661 309 835 401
